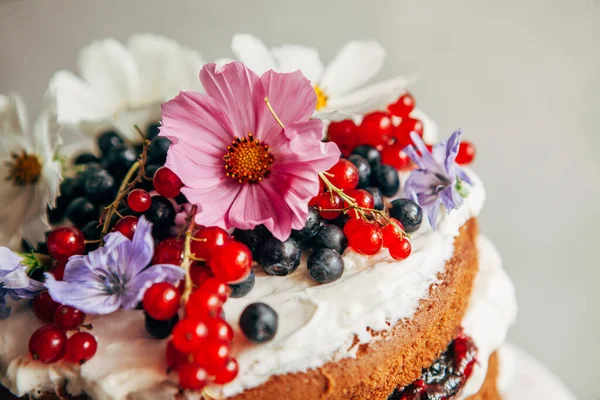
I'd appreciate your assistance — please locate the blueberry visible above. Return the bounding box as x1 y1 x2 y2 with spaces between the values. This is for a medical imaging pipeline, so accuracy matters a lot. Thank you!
82 220 102 252
239 303 278 343
144 196 176 237
259 237 301 276
59 177 85 202
74 153 100 165
229 269 255 298
291 207 321 243
329 213 350 230
137 164 160 191
352 145 381 166
84 169 116 204
365 187 384 211
371 163 400 197
146 122 161 140
104 145 138 178
147 136 171 165
389 198 422 233
307 248 345 284
313 224 348 254
66 197 98 229
348 154 372 188
97 130 124 155
233 225 270 258
145 312 179 339
47 205 65 225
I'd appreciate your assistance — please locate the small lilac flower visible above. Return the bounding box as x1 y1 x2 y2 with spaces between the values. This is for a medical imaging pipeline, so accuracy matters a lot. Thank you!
403 130 473 229
45 216 185 315
0 247 45 319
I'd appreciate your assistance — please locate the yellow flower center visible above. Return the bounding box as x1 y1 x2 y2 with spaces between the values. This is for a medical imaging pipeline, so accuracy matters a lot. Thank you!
223 134 274 183
5 151 42 186
314 85 328 111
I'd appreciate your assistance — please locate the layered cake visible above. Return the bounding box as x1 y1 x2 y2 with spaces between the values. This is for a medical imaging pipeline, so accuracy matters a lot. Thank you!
0 34 517 400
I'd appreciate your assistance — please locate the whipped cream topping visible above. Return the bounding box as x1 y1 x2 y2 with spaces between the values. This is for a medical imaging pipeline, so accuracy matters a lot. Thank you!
0 170 492 399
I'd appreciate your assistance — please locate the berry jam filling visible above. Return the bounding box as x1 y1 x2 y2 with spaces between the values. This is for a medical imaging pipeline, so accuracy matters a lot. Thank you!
387 332 477 400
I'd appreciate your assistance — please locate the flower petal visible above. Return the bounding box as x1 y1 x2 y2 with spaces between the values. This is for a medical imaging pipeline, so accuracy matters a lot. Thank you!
45 273 122 315
0 247 23 274
255 70 316 141
165 143 224 189
271 44 324 83
184 180 242 229
426 201 442 229
0 92 29 149
200 62 261 137
231 34 278 75
124 216 155 276
319 41 386 97
122 264 185 309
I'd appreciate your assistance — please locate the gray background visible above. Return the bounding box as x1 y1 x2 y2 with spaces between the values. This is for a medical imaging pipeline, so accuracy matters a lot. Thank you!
0 0 598 398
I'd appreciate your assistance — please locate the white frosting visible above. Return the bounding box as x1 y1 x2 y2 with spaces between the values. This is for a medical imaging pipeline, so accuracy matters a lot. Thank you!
0 170 499 400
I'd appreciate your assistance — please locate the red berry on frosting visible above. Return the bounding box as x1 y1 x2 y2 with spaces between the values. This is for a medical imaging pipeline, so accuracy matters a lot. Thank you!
127 189 152 212
206 318 234 343
380 143 412 170
177 363 208 390
47 226 85 261
345 189 374 218
153 166 183 198
315 192 343 220
381 218 405 248
198 278 231 302
325 159 359 191
327 120 358 156
152 237 184 265
456 141 476 165
166 340 189 370
348 222 383 255
192 340 230 374
191 226 230 261
388 92 415 117
143 282 181 321
54 305 86 330
208 241 252 283
213 358 239 384
65 332 97 364
388 236 412 261
357 111 393 148
113 215 138 240
189 264 214 288
394 118 424 148
32 291 61 323
342 217 363 237
172 319 209 353
186 290 223 319
29 326 67 364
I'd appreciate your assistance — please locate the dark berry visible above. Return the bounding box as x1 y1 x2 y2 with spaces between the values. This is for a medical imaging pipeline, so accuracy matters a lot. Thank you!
47 204 65 225
137 164 160 191
371 164 400 197
389 199 423 233
97 130 124 155
348 154 372 189
174 193 188 205
229 269 255 298
144 196 175 229
307 248 345 284
329 213 350 230
147 137 171 165
291 207 321 243
352 145 381 166
66 197 98 229
313 224 348 254
145 312 179 339
59 177 85 201
365 187 384 211
233 225 270 258
82 220 102 252
146 122 161 140
258 237 301 276
74 153 100 165
84 169 116 204
104 145 138 178
239 302 278 343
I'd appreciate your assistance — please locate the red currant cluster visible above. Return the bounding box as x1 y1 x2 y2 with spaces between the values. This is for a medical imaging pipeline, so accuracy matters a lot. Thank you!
344 217 411 260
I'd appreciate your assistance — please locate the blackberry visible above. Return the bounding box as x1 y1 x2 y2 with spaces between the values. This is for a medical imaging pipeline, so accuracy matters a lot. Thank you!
233 225 270 258
291 207 321 243
389 199 422 233
371 163 400 197
258 237 301 276
147 137 171 165
313 224 348 254
365 187 384 211
97 130 124 156
84 169 116 204
348 154 372 189
104 145 138 178
307 248 344 284
229 269 256 298
145 312 179 339
65 197 98 229
239 303 278 343
352 145 381 166
74 153 100 165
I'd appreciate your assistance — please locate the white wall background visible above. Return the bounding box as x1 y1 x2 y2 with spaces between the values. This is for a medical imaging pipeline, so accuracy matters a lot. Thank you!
1 0 598 398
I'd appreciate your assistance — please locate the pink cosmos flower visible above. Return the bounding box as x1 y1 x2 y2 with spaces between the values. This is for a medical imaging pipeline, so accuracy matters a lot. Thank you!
160 62 340 241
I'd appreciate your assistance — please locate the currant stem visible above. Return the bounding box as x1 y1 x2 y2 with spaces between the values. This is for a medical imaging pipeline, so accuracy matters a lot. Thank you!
180 205 198 304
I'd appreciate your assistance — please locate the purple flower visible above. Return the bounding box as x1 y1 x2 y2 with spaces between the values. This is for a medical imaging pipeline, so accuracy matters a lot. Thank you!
0 247 45 319
403 130 473 229
45 216 185 315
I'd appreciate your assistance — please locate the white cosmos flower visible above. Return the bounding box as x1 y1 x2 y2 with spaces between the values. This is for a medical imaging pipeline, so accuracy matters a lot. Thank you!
0 93 62 248
49 34 205 142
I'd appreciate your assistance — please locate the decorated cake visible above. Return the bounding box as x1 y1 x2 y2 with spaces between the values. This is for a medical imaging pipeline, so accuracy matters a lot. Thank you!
0 33 517 400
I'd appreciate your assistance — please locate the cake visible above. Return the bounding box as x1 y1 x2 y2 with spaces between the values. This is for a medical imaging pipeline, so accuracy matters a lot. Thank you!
0 33 517 400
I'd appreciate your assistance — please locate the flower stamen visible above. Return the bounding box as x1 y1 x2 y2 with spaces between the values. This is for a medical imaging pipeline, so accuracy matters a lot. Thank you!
314 85 328 111
5 151 42 186
223 134 274 183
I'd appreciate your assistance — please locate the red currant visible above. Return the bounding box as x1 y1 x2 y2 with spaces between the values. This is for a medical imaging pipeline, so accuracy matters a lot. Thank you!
327 120 358 156
177 363 208 390
186 290 223 319
32 291 60 323
152 237 184 265
143 282 181 321
29 326 67 364
382 218 405 248
456 141 476 165
206 318 234 343
47 226 85 261
393 118 424 148
345 189 374 218
48 260 66 281
348 222 384 255
357 111 393 148
380 143 412 170
113 216 138 240
208 241 252 283
127 189 152 212
153 167 183 198
171 319 209 353
325 159 359 191
315 192 343 220
213 358 239 384
190 226 230 261
65 332 97 364
190 263 214 287
166 340 189 370
192 340 230 373
388 237 412 261
198 278 231 302
388 92 415 117
342 217 363 237
54 305 86 330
